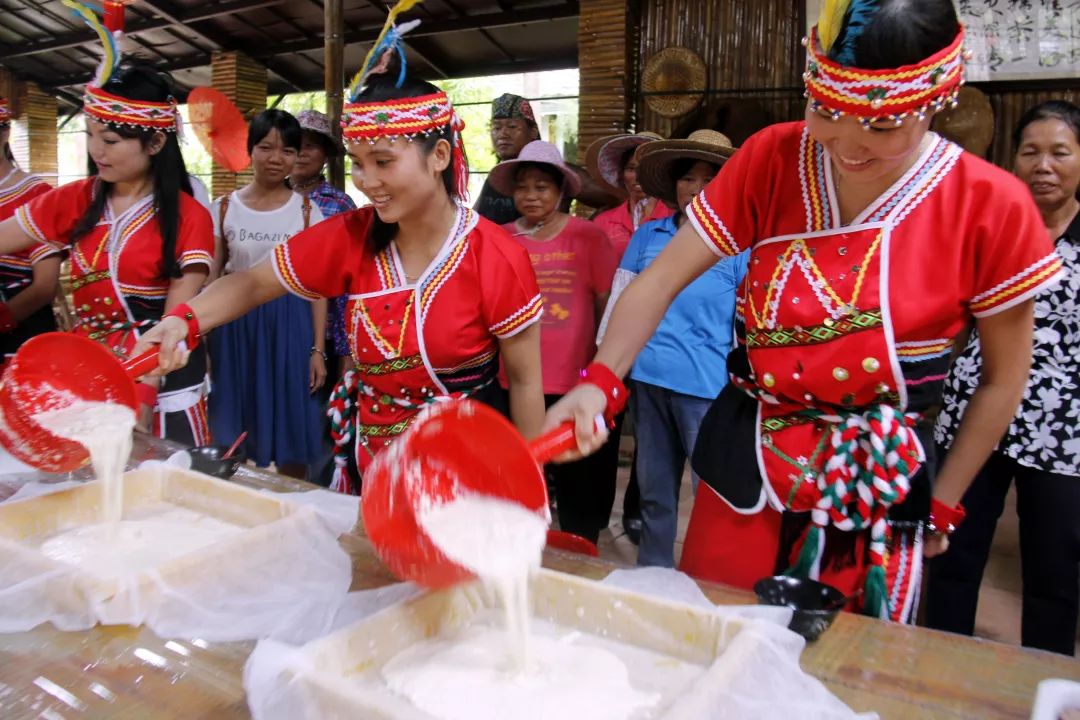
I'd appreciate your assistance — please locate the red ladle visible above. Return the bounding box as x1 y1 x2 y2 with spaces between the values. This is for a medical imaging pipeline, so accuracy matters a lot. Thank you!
360 398 584 589
0 332 159 472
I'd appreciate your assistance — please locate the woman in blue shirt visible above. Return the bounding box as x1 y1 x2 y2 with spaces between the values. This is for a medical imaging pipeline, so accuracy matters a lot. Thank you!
600 130 748 567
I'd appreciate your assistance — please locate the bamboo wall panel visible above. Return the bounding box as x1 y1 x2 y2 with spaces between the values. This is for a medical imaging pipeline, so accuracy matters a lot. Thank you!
577 0 635 162
636 0 805 139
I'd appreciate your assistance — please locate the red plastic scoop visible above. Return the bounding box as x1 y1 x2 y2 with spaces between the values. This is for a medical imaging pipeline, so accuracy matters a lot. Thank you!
0 332 159 472
361 399 581 589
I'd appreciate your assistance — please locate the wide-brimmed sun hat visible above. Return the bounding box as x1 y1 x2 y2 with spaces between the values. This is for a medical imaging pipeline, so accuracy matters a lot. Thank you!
585 132 665 196
636 129 736 206
487 140 582 197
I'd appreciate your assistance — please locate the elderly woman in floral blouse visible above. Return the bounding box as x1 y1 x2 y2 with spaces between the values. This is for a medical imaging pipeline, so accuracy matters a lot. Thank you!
929 101 1080 656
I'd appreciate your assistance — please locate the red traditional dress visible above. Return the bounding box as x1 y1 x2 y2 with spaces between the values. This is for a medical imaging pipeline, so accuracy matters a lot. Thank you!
681 120 1064 621
0 173 57 355
16 178 215 444
275 205 542 473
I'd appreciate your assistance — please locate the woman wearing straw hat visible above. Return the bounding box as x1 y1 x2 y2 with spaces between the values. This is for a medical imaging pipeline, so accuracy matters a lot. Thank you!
543 0 1064 623
488 139 620 544
588 133 672 256
604 130 748 567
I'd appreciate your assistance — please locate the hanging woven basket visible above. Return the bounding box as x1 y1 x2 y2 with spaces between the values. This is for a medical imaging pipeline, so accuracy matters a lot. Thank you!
641 47 708 119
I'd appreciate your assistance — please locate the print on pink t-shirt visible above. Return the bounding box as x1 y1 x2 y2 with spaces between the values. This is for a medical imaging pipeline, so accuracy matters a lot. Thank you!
503 216 618 394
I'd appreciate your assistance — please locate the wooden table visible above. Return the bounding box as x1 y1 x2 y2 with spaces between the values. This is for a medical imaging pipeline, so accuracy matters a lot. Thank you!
1 441 1078 719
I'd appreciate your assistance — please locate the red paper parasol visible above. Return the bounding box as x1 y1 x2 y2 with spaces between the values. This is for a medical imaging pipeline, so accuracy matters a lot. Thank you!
187 87 250 173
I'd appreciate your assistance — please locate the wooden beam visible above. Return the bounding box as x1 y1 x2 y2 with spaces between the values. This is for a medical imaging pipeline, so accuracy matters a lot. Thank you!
324 0 345 190
0 0 287 60
263 6 578 57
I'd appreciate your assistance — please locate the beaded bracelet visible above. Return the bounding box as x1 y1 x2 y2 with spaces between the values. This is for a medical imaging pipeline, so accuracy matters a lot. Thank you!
0 303 15 334
579 362 628 426
166 303 201 350
927 497 966 535
310 346 328 362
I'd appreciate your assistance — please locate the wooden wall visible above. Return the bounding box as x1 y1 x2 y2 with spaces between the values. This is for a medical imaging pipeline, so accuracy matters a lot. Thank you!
635 0 805 142
577 0 637 161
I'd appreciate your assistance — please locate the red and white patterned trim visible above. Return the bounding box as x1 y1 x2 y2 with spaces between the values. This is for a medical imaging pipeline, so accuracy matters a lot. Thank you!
970 252 1065 317
687 192 739 258
489 293 543 339
0 97 10 125
179 249 213 269
804 26 966 127
84 86 179 132
14 205 63 250
271 243 322 301
27 243 60 265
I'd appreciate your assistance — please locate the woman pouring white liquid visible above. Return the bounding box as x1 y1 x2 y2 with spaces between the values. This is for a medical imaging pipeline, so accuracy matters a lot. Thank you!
541 0 1064 622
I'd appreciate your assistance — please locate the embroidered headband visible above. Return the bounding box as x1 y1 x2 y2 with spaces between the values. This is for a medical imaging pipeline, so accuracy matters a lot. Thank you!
803 25 967 128
340 0 468 200
62 0 179 132
0 98 10 126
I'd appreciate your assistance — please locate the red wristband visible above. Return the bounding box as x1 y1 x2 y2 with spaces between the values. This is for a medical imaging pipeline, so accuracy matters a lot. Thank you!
928 498 966 535
135 382 158 408
166 302 201 349
0 303 16 334
579 362 628 426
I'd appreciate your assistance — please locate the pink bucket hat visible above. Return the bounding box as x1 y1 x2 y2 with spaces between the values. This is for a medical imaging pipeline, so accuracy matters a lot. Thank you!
296 109 344 156
487 140 582 198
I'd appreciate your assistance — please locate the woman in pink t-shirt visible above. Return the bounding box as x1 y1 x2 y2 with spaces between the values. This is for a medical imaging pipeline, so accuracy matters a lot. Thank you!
587 133 672 257
490 140 619 544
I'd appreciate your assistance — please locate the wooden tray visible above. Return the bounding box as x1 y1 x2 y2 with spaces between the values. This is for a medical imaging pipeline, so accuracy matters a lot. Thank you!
0 467 296 621
291 569 758 719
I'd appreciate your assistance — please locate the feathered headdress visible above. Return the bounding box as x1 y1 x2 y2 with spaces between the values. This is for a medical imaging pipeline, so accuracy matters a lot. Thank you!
62 0 179 132
805 0 967 128
340 0 469 201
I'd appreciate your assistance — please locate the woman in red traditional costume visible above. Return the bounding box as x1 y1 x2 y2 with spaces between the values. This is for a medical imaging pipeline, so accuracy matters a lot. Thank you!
545 0 1064 623
0 96 61 357
0 45 214 444
136 9 544 485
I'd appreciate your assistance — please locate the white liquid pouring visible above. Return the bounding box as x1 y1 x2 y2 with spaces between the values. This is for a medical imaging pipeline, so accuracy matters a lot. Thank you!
34 400 136 525
398 495 660 720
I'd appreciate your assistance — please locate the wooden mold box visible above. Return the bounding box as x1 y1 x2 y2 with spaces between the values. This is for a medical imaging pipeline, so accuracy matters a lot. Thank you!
290 569 762 719
0 468 297 623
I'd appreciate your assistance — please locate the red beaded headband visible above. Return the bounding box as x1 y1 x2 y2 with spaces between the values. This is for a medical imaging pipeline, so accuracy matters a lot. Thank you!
84 85 179 133
803 25 967 128
341 91 457 144
341 90 468 200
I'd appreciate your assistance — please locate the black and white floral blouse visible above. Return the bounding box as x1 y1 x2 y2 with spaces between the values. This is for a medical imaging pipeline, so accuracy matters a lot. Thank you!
935 212 1080 477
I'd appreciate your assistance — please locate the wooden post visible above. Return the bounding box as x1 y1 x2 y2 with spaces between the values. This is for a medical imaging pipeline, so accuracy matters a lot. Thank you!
210 51 267 197
325 0 345 190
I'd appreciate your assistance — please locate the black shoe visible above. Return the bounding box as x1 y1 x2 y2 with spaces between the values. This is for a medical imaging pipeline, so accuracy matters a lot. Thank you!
624 517 642 546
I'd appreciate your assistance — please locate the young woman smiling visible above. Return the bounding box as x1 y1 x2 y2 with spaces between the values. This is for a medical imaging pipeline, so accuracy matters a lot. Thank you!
0 62 214 444
542 0 1064 622
136 52 545 476
208 110 327 478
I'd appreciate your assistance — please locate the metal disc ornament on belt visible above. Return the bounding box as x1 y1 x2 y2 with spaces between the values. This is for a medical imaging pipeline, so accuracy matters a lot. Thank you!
0 332 161 472
361 398 592 589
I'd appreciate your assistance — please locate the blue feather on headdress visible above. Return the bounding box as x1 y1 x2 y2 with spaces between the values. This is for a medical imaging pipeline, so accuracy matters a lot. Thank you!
831 0 880 66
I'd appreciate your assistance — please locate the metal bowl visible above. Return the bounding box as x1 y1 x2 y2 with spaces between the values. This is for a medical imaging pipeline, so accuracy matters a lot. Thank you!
188 445 245 479
753 575 845 642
